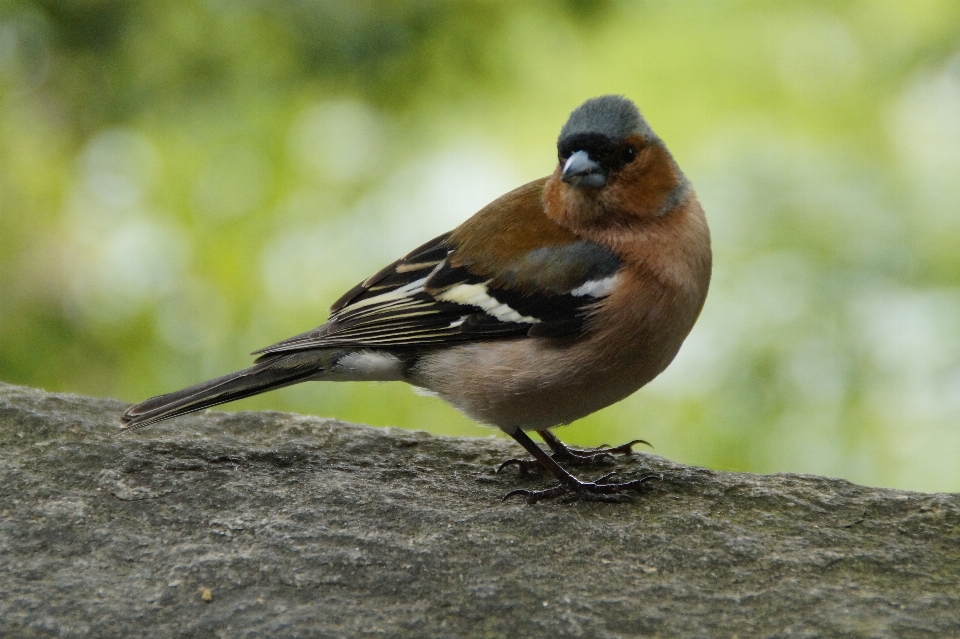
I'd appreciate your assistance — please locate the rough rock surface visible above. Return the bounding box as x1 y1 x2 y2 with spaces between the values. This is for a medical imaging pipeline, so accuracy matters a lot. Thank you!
1 381 958 638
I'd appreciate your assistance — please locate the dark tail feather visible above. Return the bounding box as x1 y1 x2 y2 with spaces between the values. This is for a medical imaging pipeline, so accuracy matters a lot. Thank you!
119 354 323 432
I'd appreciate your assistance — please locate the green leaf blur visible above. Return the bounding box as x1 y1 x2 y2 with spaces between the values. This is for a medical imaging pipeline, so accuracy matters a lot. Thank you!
2 1 959 491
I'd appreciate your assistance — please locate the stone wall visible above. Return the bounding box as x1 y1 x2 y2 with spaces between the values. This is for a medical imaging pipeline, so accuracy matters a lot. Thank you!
1 382 958 637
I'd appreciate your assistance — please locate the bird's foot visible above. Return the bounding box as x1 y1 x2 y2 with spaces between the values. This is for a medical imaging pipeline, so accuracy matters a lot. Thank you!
551 438 650 463
496 449 613 476
496 436 650 476
502 472 660 505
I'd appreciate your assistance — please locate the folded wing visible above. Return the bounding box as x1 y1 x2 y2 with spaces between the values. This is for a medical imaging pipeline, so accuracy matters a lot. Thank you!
253 181 623 358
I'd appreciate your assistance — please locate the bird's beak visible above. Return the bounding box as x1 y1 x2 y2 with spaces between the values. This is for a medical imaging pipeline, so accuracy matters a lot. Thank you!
561 150 606 188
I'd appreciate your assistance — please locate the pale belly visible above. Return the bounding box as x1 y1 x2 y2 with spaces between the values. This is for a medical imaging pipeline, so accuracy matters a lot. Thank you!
409 334 683 433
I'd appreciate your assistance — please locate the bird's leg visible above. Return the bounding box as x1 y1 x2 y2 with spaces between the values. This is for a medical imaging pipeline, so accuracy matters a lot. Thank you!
501 430 659 504
497 429 649 475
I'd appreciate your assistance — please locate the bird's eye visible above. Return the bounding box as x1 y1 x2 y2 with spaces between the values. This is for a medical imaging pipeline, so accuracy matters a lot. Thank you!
620 146 637 165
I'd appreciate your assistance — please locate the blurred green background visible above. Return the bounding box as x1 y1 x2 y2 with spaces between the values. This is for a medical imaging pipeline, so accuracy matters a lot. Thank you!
2 0 960 492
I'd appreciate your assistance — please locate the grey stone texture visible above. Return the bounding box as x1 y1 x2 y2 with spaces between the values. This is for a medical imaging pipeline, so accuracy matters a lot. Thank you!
1 381 958 638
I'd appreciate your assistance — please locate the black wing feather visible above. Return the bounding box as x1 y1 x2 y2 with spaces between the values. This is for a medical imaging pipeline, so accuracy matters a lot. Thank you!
254 232 620 358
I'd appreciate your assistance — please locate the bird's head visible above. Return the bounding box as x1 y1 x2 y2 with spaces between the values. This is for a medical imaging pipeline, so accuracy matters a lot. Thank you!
546 95 688 229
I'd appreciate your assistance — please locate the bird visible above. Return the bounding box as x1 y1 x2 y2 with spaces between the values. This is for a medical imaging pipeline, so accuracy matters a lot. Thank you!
121 95 712 504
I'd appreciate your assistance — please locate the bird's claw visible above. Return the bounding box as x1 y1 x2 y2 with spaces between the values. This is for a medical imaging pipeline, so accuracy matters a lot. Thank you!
496 457 542 476
598 439 651 456
502 473 660 505
502 485 568 503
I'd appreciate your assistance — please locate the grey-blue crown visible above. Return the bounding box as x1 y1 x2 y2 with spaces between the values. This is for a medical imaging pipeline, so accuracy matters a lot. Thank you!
558 95 655 144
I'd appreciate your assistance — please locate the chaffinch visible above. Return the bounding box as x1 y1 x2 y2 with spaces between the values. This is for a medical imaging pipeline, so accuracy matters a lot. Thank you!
122 95 712 503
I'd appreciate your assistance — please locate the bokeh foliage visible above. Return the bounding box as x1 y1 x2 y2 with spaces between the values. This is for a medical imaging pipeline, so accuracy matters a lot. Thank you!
2 0 960 491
